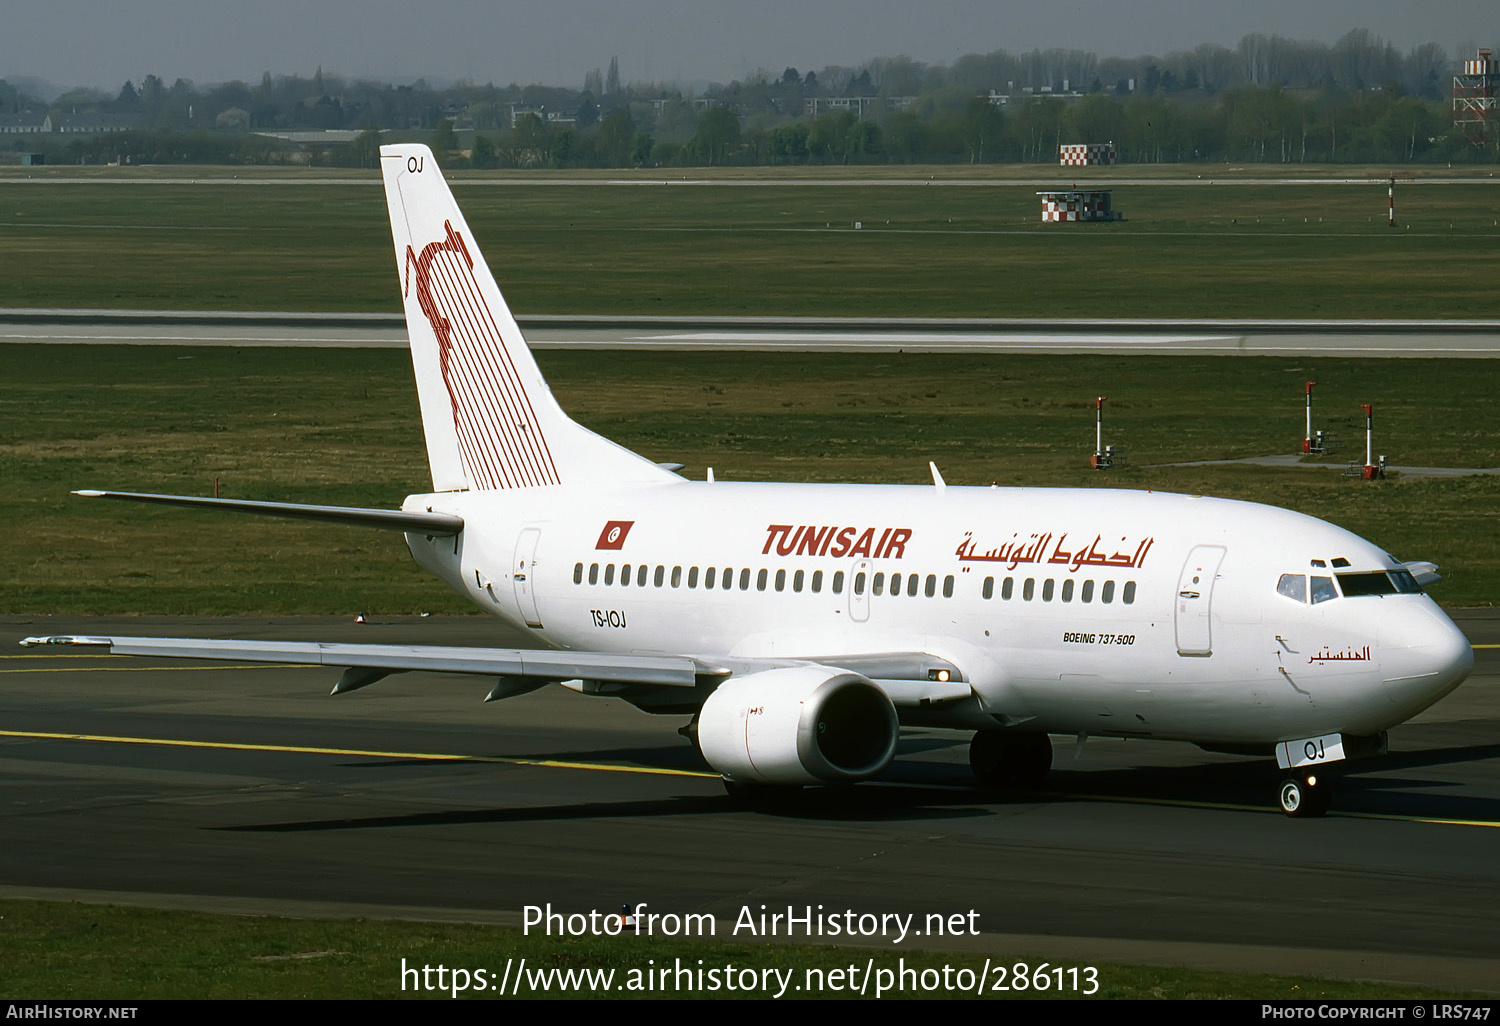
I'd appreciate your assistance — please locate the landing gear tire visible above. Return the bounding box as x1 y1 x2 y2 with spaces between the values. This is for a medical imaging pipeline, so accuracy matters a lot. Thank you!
1278 774 1332 818
969 731 1052 789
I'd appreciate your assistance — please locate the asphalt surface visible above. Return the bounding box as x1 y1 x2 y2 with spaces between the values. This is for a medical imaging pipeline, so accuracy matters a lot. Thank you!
3 611 1497 991
5 310 1500 356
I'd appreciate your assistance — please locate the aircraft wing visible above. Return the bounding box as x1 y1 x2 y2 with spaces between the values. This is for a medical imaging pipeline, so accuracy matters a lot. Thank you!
19 635 709 691
18 636 972 708
72 490 462 536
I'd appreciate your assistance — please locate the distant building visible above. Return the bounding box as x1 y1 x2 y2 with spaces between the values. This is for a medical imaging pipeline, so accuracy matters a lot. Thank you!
55 112 140 134
0 111 51 134
803 96 878 118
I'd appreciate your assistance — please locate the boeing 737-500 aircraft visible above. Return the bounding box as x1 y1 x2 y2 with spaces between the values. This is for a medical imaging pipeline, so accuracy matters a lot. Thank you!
25 144 1473 817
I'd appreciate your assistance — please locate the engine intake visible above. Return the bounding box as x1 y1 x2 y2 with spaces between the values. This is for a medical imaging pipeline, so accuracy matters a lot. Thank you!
696 666 899 785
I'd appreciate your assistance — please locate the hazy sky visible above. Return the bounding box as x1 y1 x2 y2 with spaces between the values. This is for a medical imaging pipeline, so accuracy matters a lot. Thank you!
5 0 1495 93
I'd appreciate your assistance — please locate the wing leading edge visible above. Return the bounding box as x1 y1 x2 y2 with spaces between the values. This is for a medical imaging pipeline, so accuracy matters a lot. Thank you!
20 635 705 689
72 490 462 535
19 636 973 709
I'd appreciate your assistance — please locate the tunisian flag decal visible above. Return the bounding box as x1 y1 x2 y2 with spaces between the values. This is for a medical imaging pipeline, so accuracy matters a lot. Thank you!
596 520 635 550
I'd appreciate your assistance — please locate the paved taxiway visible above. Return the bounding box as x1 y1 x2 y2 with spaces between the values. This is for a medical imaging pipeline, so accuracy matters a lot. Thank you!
5 310 1500 356
3 613 1497 990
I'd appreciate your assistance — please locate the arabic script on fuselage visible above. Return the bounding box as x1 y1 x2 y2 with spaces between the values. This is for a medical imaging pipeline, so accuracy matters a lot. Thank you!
954 531 1154 572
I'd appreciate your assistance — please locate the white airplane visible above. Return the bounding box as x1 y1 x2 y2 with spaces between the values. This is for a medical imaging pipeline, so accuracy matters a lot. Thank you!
24 144 1473 818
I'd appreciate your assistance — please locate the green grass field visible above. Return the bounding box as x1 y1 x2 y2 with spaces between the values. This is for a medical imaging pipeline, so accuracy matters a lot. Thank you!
3 169 1500 317
3 345 1495 613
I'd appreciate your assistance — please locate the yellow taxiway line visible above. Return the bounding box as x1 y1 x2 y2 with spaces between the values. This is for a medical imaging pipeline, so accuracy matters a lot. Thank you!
0 728 717 779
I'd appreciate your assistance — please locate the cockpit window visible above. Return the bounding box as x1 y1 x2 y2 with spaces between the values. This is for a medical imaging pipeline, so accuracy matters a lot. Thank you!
1311 575 1338 604
1338 570 1423 597
1390 570 1423 594
1276 574 1306 602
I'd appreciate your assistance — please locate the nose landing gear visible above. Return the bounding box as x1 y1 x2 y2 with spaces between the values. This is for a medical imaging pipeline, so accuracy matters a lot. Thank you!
1278 773 1333 818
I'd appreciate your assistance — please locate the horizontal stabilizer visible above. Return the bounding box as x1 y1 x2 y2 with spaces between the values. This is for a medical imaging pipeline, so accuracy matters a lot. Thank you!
73 490 462 536
1402 560 1442 586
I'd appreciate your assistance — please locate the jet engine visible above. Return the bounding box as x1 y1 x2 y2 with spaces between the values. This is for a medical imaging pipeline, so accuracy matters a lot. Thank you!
696 666 899 786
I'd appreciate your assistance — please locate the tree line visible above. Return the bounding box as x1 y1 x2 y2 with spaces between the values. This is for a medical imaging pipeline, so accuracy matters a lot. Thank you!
4 28 1495 166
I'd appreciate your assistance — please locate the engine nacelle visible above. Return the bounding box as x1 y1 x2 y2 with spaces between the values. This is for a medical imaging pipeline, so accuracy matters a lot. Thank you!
696 666 899 786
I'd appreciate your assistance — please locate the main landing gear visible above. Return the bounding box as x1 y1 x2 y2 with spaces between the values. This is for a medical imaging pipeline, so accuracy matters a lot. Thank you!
969 730 1052 789
1277 773 1333 818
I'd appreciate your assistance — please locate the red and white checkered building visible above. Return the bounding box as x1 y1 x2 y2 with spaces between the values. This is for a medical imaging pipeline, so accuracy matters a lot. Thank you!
1059 142 1117 166
1037 190 1120 223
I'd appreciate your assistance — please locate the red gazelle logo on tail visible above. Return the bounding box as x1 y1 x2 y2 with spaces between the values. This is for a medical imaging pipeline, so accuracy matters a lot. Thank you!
404 220 560 490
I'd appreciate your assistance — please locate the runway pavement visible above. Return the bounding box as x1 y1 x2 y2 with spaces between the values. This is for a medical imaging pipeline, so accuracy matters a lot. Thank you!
2 612 1498 991
4 310 1500 356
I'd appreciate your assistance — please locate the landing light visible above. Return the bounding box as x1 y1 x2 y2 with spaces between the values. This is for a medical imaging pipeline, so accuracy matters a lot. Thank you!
929 669 952 682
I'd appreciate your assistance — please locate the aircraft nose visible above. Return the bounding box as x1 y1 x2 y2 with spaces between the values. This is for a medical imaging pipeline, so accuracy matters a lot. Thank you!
1380 603 1474 717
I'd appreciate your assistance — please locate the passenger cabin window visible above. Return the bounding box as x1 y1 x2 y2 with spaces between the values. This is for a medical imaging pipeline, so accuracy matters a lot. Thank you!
637 565 648 587
775 569 786 592
705 567 716 589
1102 580 1115 604
1061 579 1074 602
589 563 600 585
654 565 665 587
908 574 919 597
757 569 768 591
833 571 845 594
982 577 994 600
943 575 954 598
573 563 583 584
671 566 682 588
1001 577 1014 600
740 568 751 590
688 567 699 589
621 563 632 586
1081 580 1094 603
812 570 824 593
794 569 804 592
854 572 866 596
1123 581 1136 604
1041 579 1055 602
926 574 937 598
890 573 902 595
873 572 884 596
1023 578 1035 601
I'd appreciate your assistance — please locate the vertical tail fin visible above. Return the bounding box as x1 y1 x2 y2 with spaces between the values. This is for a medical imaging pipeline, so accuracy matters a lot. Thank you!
380 144 671 492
